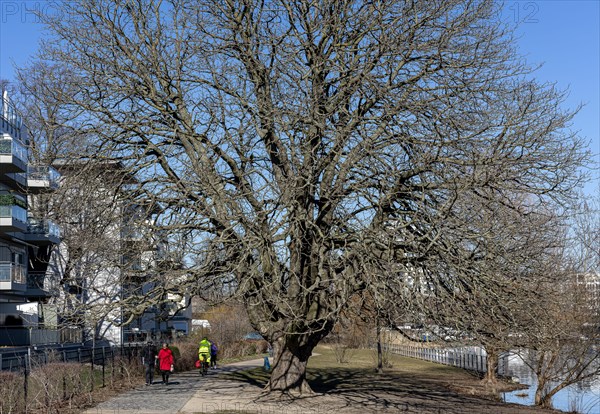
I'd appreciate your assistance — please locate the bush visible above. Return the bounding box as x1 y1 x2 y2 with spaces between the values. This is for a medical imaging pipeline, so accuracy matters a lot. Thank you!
332 344 355 364
172 340 200 372
170 346 180 359
170 334 271 369
28 362 88 412
197 302 254 346
108 354 142 388
0 371 24 414
250 340 269 354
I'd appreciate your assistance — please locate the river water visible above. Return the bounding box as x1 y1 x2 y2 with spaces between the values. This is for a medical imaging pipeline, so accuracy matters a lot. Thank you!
500 353 600 414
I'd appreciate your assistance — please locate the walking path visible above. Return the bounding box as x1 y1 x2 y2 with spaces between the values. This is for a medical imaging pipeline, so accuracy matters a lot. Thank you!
83 358 267 414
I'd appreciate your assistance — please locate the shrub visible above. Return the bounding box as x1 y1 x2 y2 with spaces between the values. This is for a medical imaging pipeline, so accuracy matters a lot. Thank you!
223 340 268 358
197 302 254 346
332 344 355 364
172 340 200 372
28 362 87 412
0 371 24 414
170 345 180 359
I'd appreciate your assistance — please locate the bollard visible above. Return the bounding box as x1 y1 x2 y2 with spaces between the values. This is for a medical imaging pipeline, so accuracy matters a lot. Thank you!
263 356 271 371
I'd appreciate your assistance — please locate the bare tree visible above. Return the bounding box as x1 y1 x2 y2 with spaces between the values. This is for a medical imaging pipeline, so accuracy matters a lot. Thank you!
31 0 590 395
12 63 89 162
515 272 600 409
517 199 600 409
447 199 567 385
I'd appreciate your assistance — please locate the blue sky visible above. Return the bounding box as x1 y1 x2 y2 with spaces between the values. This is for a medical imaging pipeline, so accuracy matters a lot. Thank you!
1 1 599 194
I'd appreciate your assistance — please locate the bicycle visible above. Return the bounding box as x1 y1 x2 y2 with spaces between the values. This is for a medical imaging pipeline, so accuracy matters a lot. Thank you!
198 354 209 376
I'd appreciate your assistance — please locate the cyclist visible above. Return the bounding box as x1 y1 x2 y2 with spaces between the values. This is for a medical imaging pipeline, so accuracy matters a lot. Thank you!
198 337 211 373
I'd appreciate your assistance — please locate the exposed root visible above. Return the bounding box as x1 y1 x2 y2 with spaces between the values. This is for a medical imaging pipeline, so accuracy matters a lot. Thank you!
256 386 318 403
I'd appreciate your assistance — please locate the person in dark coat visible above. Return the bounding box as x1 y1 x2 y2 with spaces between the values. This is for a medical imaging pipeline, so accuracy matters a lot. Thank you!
210 341 218 369
141 340 158 385
157 342 175 385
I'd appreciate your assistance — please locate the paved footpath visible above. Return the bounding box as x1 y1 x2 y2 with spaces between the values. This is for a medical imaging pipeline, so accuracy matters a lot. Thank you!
83 358 269 414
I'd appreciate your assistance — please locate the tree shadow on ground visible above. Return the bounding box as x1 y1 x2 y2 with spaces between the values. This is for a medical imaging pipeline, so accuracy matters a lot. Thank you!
225 367 560 414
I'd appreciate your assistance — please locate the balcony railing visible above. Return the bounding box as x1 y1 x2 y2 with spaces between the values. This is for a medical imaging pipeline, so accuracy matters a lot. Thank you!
27 271 47 290
0 136 28 164
1 92 23 132
28 165 61 189
0 262 26 284
121 227 145 241
0 204 27 223
1 94 27 141
27 217 61 239
3 171 27 187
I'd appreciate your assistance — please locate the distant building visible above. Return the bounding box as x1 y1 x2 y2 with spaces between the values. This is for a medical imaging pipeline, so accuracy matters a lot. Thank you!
48 160 191 345
576 273 600 312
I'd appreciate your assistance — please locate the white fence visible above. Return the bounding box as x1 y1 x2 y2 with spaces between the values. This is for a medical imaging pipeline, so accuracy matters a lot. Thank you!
384 343 507 375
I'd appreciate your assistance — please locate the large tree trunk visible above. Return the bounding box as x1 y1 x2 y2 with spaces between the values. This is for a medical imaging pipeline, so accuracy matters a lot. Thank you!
533 350 564 409
483 347 499 384
534 376 567 409
534 381 552 409
264 336 317 395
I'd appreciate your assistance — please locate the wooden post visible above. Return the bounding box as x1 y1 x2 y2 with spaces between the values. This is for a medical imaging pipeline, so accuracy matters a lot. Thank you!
102 346 106 388
91 346 95 392
24 349 29 413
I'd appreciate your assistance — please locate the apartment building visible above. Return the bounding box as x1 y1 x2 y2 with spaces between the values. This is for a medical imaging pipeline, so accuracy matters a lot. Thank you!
576 272 600 313
121 213 192 342
0 89 64 346
49 160 191 345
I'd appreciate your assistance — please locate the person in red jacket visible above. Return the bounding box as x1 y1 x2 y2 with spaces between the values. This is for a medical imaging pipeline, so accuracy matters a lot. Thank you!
156 342 175 385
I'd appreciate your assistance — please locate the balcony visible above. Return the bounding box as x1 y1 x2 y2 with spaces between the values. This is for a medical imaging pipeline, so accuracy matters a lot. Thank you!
121 226 145 241
24 217 61 245
27 165 60 193
27 271 46 289
0 136 27 173
0 196 27 232
0 262 26 292
25 271 52 299
0 171 27 190
1 93 26 141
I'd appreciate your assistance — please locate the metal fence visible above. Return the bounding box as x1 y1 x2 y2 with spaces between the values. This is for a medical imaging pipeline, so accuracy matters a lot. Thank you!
0 343 143 372
0 343 145 413
383 343 506 375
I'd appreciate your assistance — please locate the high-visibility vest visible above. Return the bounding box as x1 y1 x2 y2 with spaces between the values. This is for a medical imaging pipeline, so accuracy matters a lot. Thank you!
198 340 211 355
